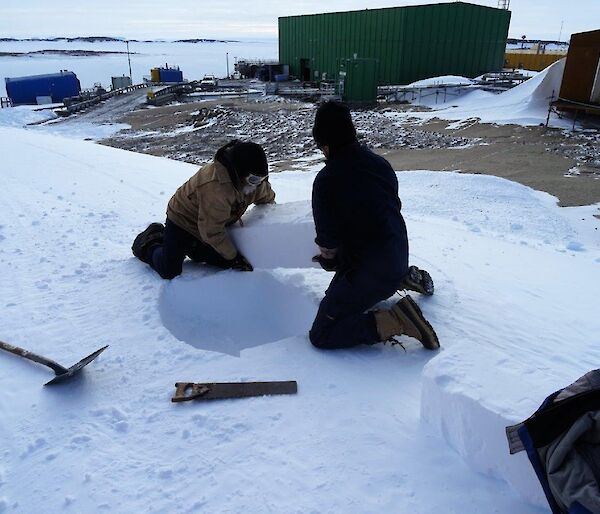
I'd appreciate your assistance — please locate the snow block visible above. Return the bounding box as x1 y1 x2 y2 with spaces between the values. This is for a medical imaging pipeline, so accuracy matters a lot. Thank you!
421 345 548 508
230 201 320 269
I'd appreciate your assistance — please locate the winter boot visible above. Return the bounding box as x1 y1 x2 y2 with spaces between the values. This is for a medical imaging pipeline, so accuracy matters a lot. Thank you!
373 295 440 350
398 265 434 296
132 222 164 264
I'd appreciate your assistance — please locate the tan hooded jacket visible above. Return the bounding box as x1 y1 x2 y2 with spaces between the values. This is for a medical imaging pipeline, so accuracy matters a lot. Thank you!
166 160 275 260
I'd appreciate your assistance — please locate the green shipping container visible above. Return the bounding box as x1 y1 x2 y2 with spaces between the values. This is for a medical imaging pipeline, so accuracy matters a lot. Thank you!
279 2 511 88
340 58 379 106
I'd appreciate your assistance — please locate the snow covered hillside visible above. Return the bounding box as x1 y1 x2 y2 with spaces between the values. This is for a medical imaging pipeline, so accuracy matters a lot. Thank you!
1 126 599 513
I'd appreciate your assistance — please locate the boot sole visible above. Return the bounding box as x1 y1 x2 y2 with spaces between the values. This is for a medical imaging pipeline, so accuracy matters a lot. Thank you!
399 296 440 350
413 267 434 296
132 223 164 262
400 266 434 296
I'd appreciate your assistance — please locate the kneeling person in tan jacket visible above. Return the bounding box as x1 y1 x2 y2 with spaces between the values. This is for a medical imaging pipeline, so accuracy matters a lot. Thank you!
132 140 275 279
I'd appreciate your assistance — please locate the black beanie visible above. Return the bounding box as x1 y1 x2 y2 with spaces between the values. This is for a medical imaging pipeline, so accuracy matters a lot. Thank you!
312 101 357 150
230 142 268 178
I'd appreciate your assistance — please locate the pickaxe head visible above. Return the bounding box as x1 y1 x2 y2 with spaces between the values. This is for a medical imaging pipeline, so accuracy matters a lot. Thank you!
44 345 109 386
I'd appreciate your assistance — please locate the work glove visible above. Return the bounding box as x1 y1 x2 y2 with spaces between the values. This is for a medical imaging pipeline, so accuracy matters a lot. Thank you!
312 254 338 272
229 252 253 272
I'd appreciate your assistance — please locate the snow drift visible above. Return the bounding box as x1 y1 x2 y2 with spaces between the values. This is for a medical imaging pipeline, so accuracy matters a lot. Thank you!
407 75 475 88
394 59 567 127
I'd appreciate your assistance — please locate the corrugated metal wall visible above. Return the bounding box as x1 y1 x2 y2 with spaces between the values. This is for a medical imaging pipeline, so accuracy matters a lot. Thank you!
504 52 565 72
559 30 600 104
279 2 511 86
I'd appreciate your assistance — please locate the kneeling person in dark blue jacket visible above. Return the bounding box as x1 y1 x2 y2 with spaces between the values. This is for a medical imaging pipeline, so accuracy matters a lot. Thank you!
309 101 439 350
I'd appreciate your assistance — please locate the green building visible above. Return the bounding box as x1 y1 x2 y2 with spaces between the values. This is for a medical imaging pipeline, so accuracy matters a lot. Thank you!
279 2 511 104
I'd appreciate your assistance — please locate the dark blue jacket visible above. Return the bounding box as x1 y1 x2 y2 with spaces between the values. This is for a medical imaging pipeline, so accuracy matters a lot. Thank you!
312 143 408 278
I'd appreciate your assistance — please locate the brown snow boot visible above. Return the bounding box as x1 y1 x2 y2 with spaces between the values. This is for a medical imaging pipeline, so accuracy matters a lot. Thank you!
373 295 440 350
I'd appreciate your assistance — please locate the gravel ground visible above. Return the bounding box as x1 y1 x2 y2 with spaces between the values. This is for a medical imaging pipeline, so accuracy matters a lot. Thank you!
101 99 482 167
90 96 600 207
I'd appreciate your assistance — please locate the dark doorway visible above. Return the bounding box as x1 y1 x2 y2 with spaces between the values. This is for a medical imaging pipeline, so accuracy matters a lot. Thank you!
300 58 311 82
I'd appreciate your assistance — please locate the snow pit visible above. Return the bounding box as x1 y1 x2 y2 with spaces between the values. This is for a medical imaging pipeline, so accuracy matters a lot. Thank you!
158 270 316 356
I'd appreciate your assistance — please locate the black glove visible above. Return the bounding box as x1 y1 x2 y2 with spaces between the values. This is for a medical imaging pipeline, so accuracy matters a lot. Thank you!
312 254 338 272
229 252 253 272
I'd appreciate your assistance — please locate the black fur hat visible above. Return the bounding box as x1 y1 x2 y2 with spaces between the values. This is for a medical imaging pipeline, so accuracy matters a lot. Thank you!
231 142 268 177
312 101 357 150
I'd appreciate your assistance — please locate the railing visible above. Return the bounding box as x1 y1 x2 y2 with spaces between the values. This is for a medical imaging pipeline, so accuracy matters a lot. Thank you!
60 82 149 115
0 97 12 108
146 82 196 105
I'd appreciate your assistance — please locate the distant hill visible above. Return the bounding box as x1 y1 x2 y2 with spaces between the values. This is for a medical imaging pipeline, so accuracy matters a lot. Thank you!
0 37 124 42
174 38 236 43
0 37 237 43
0 49 131 57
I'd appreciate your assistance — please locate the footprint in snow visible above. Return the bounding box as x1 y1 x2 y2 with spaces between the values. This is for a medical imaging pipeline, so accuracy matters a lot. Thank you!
20 437 47 459
566 241 585 252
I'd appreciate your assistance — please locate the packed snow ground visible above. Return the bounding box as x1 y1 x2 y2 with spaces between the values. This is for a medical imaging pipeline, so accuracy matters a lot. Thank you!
1 124 600 513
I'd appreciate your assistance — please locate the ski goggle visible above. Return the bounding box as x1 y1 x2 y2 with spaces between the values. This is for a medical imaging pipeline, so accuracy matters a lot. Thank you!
245 174 267 187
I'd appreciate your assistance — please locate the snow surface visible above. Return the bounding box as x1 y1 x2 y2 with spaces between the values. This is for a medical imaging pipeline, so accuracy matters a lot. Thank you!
1 125 599 513
0 105 57 127
394 59 569 128
0 89 146 140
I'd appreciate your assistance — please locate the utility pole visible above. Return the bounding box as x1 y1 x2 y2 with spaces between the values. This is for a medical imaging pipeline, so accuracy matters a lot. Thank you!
558 20 564 42
126 40 132 80
226 52 230 79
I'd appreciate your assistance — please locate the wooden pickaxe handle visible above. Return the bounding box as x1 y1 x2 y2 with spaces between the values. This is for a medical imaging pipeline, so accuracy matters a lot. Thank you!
0 340 68 375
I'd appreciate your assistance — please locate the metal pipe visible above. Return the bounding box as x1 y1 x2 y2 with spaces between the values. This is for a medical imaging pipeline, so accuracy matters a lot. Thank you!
126 40 132 81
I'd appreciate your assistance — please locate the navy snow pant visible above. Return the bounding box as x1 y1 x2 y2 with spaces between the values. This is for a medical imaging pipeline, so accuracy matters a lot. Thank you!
148 219 230 279
309 265 405 349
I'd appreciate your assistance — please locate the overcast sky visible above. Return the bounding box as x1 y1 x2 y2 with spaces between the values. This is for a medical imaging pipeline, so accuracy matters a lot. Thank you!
2 0 598 41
